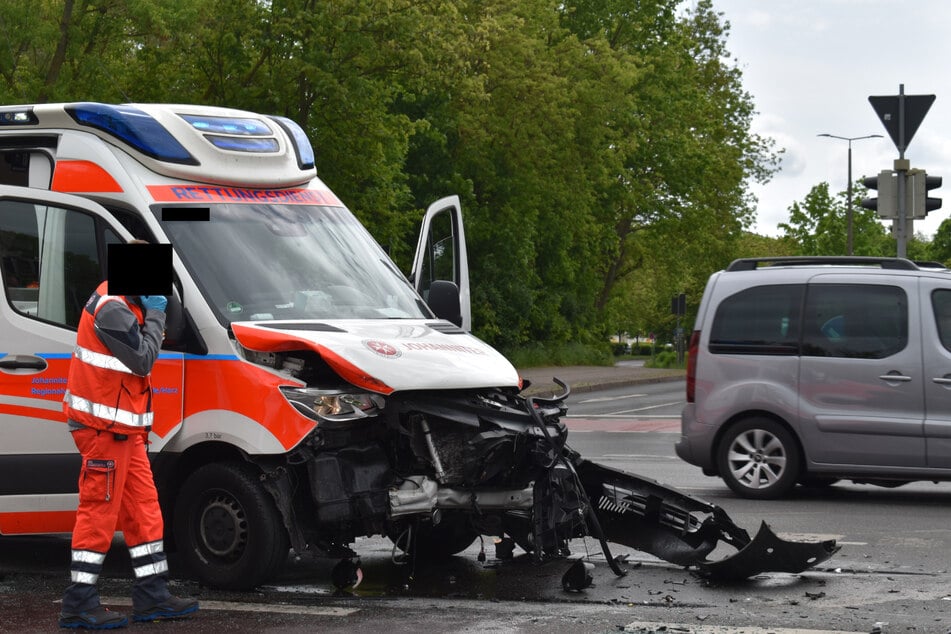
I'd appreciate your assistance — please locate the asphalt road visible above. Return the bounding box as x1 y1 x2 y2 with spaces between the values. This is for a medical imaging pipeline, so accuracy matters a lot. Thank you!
4 379 951 633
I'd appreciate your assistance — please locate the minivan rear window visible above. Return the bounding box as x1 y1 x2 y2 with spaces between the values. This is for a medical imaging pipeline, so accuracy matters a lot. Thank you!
709 284 803 355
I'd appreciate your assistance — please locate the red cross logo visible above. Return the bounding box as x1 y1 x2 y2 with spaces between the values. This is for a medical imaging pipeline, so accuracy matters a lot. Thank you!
364 339 401 358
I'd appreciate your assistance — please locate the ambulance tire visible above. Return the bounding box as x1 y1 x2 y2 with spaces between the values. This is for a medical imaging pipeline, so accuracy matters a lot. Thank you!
387 511 479 560
173 462 289 590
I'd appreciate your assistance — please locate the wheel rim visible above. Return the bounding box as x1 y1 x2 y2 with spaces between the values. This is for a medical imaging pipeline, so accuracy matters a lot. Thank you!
727 428 787 490
198 492 248 561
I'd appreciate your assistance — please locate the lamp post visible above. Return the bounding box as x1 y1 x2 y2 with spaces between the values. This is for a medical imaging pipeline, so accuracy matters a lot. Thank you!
817 133 883 255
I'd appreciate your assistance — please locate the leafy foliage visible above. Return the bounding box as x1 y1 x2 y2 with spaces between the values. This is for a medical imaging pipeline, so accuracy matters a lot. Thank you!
779 180 929 259
929 218 951 265
10 0 908 354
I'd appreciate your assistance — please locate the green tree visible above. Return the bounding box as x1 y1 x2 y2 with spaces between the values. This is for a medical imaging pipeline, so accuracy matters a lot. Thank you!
400 0 625 348
561 0 779 343
929 218 951 265
0 0 209 104
0 0 784 353
779 181 892 256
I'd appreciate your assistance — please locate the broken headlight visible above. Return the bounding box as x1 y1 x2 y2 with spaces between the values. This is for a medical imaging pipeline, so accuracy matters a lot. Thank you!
280 386 385 422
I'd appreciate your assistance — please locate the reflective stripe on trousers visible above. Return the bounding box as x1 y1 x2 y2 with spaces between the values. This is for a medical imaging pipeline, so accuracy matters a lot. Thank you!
70 549 106 585
129 539 169 579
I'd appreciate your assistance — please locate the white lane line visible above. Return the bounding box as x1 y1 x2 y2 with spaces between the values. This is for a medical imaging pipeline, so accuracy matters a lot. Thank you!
567 429 680 433
99 597 357 616
621 623 865 634
565 413 680 418
578 394 647 403
613 400 684 414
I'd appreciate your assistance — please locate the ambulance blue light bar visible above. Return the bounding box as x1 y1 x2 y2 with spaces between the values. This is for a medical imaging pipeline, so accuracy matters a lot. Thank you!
180 114 272 136
0 107 39 125
66 103 198 165
181 113 293 156
269 116 316 170
205 135 280 152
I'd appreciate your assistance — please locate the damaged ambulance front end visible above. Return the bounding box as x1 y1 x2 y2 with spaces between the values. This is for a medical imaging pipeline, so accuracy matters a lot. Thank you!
230 320 838 589
159 194 836 590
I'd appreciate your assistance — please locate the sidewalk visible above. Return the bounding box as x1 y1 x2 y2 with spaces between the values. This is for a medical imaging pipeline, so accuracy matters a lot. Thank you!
517 362 685 396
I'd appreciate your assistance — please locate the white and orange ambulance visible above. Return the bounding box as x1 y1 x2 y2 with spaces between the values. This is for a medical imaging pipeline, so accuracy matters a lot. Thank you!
0 102 518 586
0 103 836 590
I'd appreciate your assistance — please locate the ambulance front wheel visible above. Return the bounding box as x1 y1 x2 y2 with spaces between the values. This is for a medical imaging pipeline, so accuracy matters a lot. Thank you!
173 462 289 590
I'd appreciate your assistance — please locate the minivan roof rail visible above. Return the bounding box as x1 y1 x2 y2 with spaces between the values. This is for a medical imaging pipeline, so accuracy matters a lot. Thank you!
726 256 919 272
913 260 949 270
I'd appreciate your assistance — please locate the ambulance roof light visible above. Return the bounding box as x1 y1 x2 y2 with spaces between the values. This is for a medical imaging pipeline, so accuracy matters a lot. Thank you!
0 107 39 125
180 114 272 136
180 114 281 154
205 135 280 152
66 103 198 165
269 116 316 170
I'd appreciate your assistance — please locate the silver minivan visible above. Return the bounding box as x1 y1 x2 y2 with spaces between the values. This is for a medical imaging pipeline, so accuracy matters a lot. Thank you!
676 256 951 499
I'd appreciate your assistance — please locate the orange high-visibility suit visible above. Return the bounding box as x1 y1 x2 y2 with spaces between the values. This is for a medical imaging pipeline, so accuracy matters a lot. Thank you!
61 281 171 614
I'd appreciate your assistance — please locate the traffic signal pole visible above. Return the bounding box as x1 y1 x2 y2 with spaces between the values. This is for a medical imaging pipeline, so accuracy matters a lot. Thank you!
868 84 937 257
896 85 909 257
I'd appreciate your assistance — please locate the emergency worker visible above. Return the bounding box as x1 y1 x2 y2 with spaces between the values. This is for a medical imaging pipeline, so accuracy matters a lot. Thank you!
59 260 198 629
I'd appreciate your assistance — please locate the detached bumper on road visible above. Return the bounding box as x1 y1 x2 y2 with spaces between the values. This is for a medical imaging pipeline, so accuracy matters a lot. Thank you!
576 459 839 581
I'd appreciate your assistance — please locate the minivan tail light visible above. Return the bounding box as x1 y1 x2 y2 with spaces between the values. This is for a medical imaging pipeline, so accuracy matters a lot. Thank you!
686 330 700 403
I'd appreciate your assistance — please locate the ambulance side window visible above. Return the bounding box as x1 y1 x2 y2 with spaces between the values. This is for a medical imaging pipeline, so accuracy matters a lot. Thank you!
108 207 156 242
417 209 456 301
0 200 112 329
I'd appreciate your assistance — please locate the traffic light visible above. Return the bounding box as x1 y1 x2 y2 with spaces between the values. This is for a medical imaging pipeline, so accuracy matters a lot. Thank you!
861 170 898 218
907 171 942 218
671 293 685 316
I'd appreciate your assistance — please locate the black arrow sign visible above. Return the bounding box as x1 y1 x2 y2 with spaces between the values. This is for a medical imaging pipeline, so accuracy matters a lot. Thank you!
869 93 935 153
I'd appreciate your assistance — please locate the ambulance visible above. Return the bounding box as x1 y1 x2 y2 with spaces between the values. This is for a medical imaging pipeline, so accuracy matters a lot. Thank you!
0 102 835 590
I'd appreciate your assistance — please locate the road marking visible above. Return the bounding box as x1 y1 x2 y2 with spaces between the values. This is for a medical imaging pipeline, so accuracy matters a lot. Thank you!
621 623 865 634
565 418 680 433
99 597 357 616
578 393 647 403
614 400 684 414
567 413 680 418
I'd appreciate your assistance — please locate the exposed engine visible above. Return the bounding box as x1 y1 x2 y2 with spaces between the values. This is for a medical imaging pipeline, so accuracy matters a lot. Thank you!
244 344 837 584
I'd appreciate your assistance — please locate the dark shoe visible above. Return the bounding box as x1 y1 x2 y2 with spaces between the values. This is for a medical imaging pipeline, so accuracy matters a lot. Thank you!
59 605 128 629
133 595 199 622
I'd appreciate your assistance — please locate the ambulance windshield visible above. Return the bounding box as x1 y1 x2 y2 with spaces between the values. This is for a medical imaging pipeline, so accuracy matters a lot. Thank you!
157 203 432 325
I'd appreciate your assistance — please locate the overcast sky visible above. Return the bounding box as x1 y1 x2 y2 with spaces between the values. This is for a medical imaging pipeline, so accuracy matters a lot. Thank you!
709 0 951 239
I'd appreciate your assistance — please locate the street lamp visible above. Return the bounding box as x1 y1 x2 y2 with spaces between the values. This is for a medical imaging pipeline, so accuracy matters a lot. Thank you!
817 133 883 255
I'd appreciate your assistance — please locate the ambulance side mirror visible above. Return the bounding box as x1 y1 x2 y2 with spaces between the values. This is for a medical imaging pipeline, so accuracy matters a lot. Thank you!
427 280 463 329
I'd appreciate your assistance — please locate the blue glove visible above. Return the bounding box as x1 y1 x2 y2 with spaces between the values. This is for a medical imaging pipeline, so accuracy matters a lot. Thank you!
140 295 168 312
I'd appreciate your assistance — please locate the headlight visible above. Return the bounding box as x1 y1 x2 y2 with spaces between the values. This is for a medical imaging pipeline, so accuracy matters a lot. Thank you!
280 387 384 422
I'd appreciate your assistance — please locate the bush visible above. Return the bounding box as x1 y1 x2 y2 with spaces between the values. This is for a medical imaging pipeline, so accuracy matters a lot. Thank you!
647 350 680 369
503 342 614 368
614 342 654 356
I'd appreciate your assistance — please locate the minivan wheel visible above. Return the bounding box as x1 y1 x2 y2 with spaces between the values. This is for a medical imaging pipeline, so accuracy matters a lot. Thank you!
717 418 801 499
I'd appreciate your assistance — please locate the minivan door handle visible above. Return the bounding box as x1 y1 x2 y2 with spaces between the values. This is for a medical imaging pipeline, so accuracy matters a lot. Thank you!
878 371 912 383
933 376 951 386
